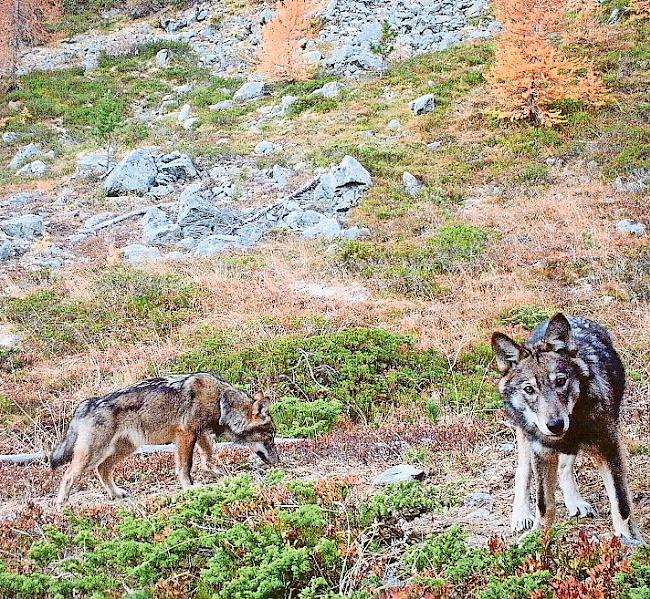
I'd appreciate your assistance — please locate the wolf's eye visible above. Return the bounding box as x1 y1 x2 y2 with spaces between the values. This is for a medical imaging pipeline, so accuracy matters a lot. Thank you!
555 375 567 387
523 385 535 394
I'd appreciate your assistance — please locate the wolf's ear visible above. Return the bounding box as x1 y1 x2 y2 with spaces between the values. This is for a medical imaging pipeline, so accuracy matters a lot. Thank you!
492 333 525 373
543 313 572 350
252 393 271 419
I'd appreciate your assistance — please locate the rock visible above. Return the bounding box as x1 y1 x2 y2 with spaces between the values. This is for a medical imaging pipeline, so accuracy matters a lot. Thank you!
341 226 370 240
9 143 42 169
358 20 383 45
83 51 99 74
233 81 269 101
76 152 116 177
464 492 495 510
427 141 443 152
122 244 162 265
373 464 426 486
193 234 240 256
6 192 38 206
176 185 237 237
209 100 236 111
302 216 341 239
235 224 264 247
499 443 515 452
0 241 17 262
83 212 114 229
155 48 171 67
142 207 181 244
305 50 323 64
387 119 402 130
0 214 45 239
616 219 647 236
159 99 178 115
409 93 436 115
2 132 18 144
178 103 192 123
104 148 158 196
614 170 649 194
271 165 292 188
182 117 200 130
156 152 198 183
311 81 345 99
7 101 22 112
16 160 49 177
255 140 279 155
403 171 424 196
314 155 373 205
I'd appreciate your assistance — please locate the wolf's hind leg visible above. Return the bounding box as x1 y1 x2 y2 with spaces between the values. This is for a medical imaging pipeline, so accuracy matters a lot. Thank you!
598 438 644 544
558 453 596 518
175 430 198 490
96 441 134 500
55 443 93 506
512 428 534 533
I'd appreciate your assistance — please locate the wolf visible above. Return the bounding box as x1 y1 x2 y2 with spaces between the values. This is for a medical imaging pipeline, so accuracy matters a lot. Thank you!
49 372 278 506
492 313 644 544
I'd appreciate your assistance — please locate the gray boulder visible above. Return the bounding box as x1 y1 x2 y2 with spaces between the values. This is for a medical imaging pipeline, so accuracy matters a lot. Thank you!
104 149 158 196
272 165 292 188
9 143 42 169
193 234 240 256
0 214 45 239
83 212 114 229
142 207 181 244
76 152 116 177
616 219 647 236
301 216 341 239
122 244 163 265
403 171 424 196
314 155 372 206
0 241 17 262
16 160 50 177
6 192 38 206
464 492 495 510
275 95 299 116
387 119 402 131
2 132 18 145
209 100 236 111
233 81 269 101
409 93 436 115
311 81 345 99
155 152 198 184
155 49 171 67
373 464 426 486
255 140 279 155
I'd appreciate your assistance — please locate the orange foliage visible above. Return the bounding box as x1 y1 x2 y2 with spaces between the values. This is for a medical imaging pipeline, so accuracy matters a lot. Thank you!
257 0 318 82
0 0 62 87
629 0 650 21
488 0 610 125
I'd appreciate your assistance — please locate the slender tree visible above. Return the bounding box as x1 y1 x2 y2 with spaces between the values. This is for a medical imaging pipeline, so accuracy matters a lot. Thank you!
0 0 62 89
256 0 318 82
488 0 610 125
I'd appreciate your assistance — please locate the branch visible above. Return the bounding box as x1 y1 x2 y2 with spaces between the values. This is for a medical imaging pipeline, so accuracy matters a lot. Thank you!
0 437 305 466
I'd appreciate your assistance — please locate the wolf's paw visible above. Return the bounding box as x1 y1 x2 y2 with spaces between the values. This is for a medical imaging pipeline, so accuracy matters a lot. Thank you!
111 487 129 500
566 499 597 518
511 513 535 533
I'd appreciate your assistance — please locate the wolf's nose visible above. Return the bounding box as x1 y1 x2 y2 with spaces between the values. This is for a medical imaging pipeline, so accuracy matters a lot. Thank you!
547 419 566 435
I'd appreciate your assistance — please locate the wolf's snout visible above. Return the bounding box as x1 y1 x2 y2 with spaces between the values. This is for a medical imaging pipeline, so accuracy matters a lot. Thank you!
546 418 566 436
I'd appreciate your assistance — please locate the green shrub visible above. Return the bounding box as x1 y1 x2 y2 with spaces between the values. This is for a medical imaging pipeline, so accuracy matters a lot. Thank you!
272 397 344 438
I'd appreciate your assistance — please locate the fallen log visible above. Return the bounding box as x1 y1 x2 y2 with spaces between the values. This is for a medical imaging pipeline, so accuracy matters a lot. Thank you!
0 437 305 466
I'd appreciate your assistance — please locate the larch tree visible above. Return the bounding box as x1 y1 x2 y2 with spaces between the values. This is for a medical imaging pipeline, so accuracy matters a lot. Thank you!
488 0 610 125
257 0 318 82
0 0 62 89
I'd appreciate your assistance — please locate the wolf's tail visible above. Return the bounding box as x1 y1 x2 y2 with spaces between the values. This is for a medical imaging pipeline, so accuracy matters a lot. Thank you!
48 426 78 470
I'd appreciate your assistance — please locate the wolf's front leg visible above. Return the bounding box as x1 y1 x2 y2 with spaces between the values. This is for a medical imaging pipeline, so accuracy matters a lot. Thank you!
558 453 596 518
598 438 645 545
512 428 534 533
175 430 198 490
531 449 558 532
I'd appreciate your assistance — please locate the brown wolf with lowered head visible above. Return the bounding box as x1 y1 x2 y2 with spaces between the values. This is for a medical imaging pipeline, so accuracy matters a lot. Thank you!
492 313 644 544
49 373 278 506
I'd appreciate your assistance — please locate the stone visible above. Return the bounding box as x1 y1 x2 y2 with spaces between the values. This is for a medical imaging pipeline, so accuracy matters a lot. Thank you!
6 192 38 206
314 155 373 203
409 93 436 115
104 149 158 196
159 99 178 115
464 492 495 510
277 95 299 116
209 100 236 111
341 226 370 240
305 50 323 64
0 214 45 239
122 244 162 265
499 443 515 452
0 241 17 262
83 212 114 229
236 224 264 247
76 152 116 177
427 141 443 152
178 103 192 123
9 144 42 169
301 216 342 239
182 117 200 130
373 464 426 486
155 152 198 183
16 160 49 177
142 207 181 244
193 234 240 256
616 219 647 236
155 48 171 67
403 171 424 196
358 20 383 45
255 140 278 155
311 81 345 99
614 171 649 194
2 132 18 144
233 81 270 101
387 119 402 130
272 165 292 188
